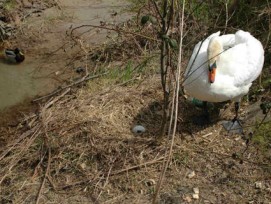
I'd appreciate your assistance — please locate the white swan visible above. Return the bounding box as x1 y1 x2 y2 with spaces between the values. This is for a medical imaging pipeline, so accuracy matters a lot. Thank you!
183 30 264 131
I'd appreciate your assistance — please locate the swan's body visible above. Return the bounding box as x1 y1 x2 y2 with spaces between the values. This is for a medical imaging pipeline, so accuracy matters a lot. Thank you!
183 30 264 103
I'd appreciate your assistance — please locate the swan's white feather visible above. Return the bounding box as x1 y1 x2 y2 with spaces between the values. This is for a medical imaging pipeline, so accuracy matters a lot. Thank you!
183 30 264 103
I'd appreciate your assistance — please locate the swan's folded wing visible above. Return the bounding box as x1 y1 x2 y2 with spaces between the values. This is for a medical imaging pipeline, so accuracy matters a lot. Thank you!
220 40 264 87
219 34 235 49
239 42 263 86
235 31 264 86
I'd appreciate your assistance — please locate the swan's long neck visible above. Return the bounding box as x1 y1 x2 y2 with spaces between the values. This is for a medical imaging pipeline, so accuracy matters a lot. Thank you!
208 37 223 65
207 37 223 83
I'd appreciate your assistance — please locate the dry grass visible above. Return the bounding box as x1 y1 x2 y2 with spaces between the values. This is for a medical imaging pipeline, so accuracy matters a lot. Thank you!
0 75 163 203
0 72 271 203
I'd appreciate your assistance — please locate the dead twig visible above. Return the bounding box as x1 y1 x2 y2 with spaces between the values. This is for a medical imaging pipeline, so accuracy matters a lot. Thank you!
96 161 114 201
0 125 42 185
35 146 51 204
111 156 164 175
32 72 108 102
59 156 164 190
77 39 90 76
36 95 56 204
223 0 229 34
0 125 40 161
70 24 159 42
153 1 185 203
42 88 71 110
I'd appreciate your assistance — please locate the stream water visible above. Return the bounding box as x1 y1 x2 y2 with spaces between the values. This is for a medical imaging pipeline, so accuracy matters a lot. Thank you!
0 59 42 110
0 0 129 111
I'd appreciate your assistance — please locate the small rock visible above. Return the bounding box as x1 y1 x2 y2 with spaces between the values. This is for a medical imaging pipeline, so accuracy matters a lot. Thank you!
80 163 86 170
193 187 199 194
183 195 192 203
234 136 241 141
192 193 199 199
255 181 263 189
132 125 146 134
187 171 195 179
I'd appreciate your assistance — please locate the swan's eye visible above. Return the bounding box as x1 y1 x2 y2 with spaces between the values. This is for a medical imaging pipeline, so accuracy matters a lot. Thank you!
209 61 217 71
208 61 217 83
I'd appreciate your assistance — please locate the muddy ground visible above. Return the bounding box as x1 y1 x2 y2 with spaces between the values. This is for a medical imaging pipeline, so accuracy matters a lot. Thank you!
0 1 271 204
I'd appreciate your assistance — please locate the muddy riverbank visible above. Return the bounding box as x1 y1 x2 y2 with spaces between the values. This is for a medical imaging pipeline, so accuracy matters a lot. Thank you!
0 0 130 111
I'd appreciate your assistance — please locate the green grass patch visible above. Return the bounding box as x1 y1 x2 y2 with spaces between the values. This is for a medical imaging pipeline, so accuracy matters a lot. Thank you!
2 0 17 11
87 56 157 93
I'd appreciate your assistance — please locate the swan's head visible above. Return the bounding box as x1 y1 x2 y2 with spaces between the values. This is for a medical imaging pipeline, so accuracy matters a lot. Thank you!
207 37 222 83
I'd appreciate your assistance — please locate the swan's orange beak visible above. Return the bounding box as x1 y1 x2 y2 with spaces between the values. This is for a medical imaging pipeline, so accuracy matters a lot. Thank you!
209 62 217 83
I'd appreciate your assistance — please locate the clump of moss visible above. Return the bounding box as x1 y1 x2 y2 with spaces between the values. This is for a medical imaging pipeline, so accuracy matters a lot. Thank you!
252 122 271 153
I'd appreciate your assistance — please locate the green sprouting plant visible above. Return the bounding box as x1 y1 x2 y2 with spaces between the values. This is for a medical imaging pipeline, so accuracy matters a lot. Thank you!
2 0 17 11
121 60 134 82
